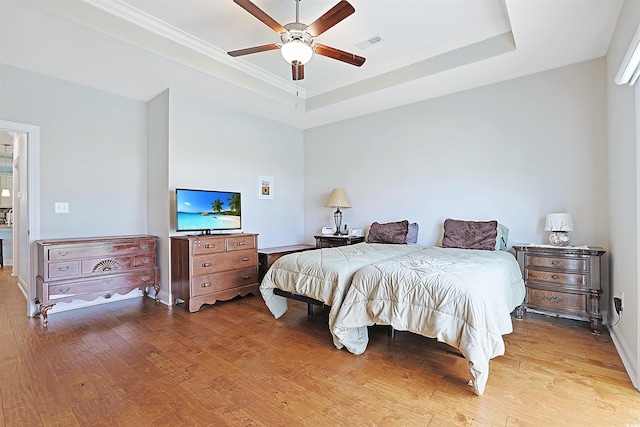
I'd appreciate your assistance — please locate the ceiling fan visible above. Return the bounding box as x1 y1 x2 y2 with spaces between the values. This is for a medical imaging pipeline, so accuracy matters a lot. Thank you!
228 0 366 81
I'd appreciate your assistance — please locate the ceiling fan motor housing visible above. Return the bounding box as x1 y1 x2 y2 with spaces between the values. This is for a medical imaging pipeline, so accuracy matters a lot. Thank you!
281 22 314 46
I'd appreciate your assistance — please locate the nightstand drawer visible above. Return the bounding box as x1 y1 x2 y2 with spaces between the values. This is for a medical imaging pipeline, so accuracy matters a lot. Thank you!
526 288 588 314
526 269 587 287
527 255 587 271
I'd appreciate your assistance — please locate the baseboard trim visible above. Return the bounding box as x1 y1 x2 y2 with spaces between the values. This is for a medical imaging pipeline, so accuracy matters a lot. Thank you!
609 323 639 392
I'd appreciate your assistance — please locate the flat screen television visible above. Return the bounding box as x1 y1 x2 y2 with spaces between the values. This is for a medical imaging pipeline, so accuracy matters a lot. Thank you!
175 188 241 234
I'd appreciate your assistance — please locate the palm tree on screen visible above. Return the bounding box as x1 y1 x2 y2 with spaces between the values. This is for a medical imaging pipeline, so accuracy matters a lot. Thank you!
228 194 241 215
211 199 223 214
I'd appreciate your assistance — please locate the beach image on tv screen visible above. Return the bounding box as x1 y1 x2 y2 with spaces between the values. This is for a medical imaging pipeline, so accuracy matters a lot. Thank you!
177 189 241 230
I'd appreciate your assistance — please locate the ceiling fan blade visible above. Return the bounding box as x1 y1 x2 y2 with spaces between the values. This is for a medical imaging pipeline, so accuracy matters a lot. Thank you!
233 0 285 33
315 45 365 67
292 63 304 80
228 43 280 57
307 1 355 37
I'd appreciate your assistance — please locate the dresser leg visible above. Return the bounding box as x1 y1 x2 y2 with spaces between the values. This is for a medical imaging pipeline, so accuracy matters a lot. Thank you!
34 298 54 324
514 304 525 320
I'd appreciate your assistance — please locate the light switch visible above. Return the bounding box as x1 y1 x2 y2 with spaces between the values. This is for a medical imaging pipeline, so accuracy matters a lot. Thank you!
55 202 69 213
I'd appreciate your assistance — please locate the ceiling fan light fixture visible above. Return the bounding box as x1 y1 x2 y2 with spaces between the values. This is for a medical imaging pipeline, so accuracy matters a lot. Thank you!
281 40 313 65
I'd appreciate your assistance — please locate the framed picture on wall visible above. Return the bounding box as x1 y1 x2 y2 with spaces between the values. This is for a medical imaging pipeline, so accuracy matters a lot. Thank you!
259 176 273 199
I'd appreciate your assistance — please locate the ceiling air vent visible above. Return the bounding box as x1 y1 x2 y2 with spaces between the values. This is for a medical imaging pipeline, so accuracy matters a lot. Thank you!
356 34 384 50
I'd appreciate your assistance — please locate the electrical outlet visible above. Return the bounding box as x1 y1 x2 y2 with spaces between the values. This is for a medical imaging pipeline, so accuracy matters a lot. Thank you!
54 202 69 214
614 297 623 314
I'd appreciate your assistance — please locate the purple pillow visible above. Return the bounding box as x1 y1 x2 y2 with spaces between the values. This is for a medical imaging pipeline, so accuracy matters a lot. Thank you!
406 223 419 244
367 220 409 244
441 219 498 251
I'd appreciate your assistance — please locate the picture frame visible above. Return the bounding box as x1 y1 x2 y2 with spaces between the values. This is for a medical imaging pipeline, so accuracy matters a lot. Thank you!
258 176 273 199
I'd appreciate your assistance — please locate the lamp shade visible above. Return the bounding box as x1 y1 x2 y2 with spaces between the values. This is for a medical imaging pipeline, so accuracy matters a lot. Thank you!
324 188 351 208
281 40 313 65
545 213 574 232
1 189 9 198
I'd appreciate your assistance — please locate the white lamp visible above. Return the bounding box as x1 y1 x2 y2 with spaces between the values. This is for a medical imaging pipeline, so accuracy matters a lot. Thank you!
324 189 351 236
281 40 313 65
545 213 574 246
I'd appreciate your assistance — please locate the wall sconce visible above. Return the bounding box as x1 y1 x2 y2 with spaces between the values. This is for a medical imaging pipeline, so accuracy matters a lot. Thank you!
545 213 574 246
324 188 351 236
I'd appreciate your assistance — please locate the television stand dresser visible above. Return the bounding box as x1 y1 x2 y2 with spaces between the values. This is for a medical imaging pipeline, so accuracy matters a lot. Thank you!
171 233 260 312
35 235 159 323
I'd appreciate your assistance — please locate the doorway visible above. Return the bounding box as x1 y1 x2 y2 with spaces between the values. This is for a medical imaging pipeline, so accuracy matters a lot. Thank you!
0 120 40 316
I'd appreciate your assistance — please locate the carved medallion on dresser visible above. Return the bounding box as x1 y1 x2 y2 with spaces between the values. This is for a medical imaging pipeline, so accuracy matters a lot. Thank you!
35 235 159 323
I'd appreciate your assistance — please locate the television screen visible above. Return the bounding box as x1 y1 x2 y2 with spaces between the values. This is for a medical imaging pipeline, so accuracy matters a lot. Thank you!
176 188 241 233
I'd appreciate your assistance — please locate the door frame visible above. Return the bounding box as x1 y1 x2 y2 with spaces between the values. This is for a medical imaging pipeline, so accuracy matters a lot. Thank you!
0 120 41 316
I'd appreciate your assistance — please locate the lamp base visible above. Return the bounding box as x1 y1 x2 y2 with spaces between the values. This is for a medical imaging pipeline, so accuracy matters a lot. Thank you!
333 208 343 236
549 231 570 247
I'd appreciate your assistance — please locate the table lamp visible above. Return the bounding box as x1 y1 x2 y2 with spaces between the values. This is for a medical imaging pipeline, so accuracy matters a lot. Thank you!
545 213 574 246
324 189 351 236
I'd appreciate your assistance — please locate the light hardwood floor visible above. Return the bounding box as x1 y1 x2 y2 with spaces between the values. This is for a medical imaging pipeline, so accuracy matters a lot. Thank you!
1 267 639 426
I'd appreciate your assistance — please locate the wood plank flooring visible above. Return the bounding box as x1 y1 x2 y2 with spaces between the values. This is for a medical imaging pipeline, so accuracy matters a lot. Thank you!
1 268 639 426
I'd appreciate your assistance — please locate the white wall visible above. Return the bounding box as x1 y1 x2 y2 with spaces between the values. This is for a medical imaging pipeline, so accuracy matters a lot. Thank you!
304 59 608 251
166 90 305 249
0 64 149 238
606 0 640 391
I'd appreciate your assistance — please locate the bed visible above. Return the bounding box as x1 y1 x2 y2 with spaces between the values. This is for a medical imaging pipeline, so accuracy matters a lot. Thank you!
331 246 526 396
260 241 424 345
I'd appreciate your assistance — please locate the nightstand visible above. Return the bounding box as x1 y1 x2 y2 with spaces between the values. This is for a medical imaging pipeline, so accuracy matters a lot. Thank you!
314 235 365 248
513 245 605 333
258 244 316 281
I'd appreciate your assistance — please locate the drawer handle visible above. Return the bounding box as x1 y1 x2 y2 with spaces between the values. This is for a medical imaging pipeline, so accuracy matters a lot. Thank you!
141 275 151 282
551 275 560 280
205 244 216 248
201 282 211 288
60 287 70 294
237 241 246 246
58 250 69 257
140 244 149 250
551 260 560 265
103 243 113 251
57 266 70 272
241 275 253 280
547 295 564 304
141 257 150 264
242 257 250 262
202 262 212 268
104 278 113 284
104 293 112 299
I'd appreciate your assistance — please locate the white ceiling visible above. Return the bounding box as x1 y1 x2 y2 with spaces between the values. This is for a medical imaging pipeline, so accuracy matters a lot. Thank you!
0 0 623 129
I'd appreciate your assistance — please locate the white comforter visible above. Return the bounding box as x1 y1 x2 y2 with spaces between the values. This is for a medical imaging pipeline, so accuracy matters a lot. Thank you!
260 243 424 345
332 247 526 396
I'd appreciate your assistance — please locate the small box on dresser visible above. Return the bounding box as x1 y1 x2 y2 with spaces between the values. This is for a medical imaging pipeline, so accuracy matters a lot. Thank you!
35 235 159 323
171 233 260 312
513 245 605 333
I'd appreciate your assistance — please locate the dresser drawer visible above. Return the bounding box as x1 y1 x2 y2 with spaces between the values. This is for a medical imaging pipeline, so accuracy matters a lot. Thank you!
526 288 588 314
192 248 257 276
47 261 80 279
527 255 587 271
191 267 258 297
526 269 587 287
47 240 156 261
227 235 256 251
133 253 156 268
192 239 226 255
47 270 157 299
